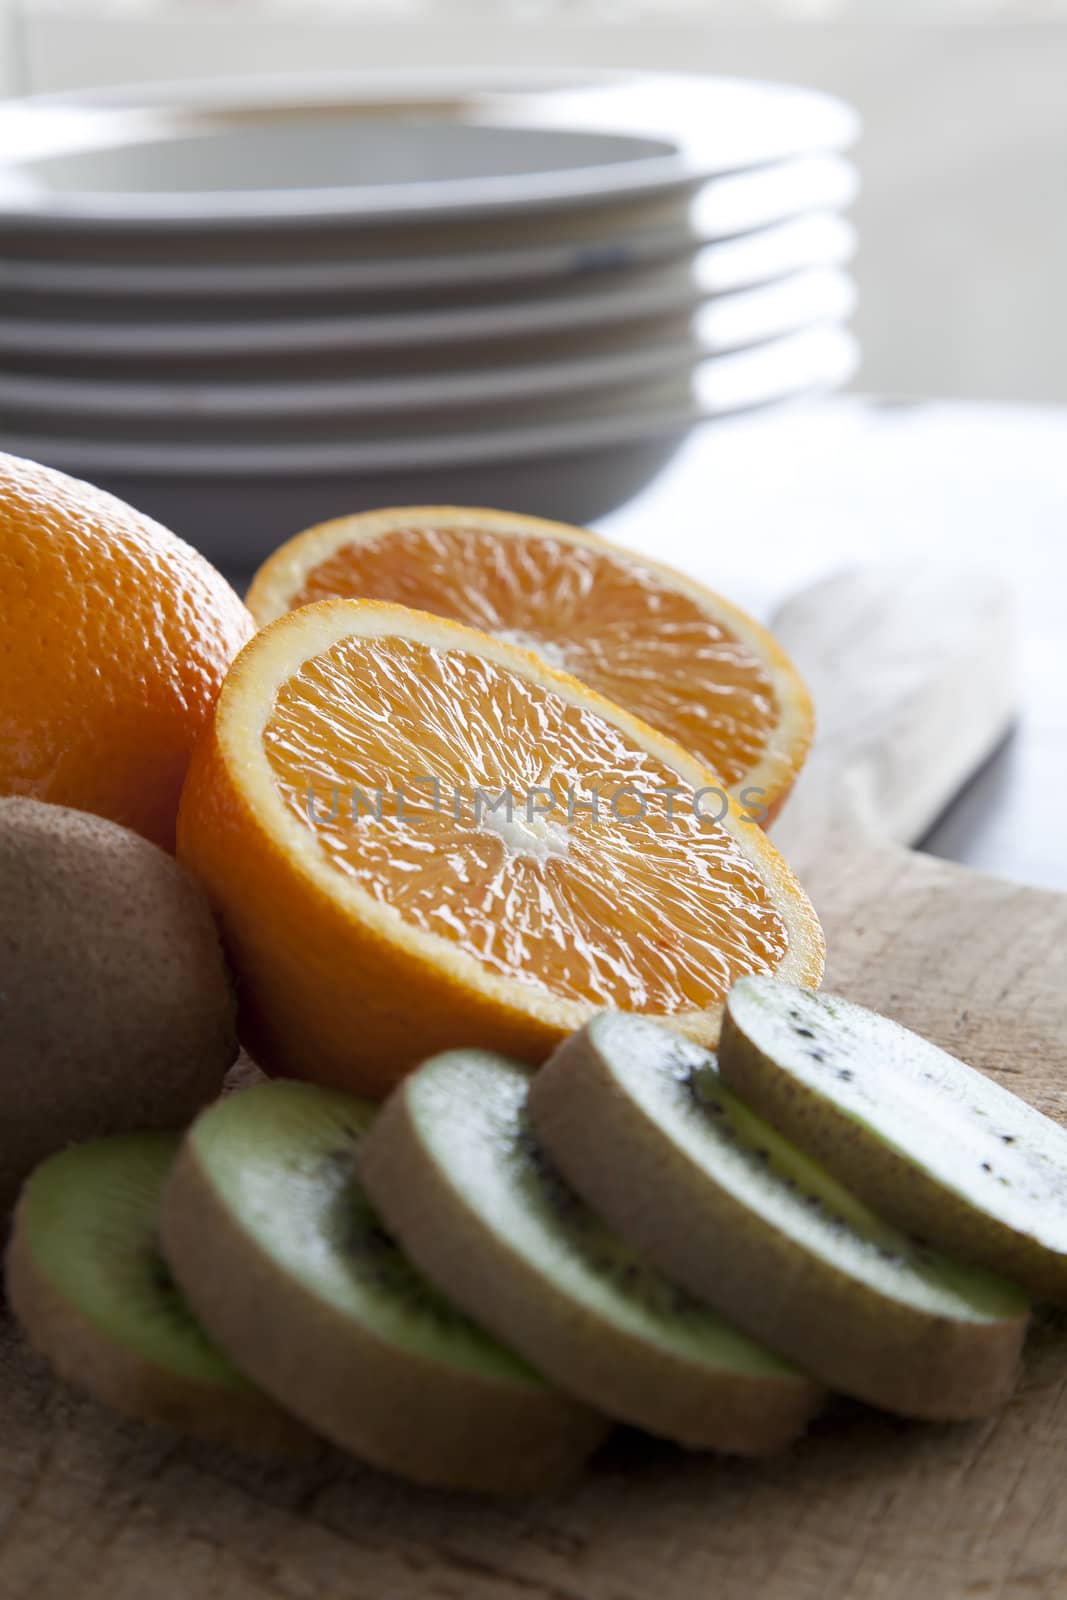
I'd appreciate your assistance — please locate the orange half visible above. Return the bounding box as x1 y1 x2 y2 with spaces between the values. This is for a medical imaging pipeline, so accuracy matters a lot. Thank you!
246 507 814 824
178 600 824 1096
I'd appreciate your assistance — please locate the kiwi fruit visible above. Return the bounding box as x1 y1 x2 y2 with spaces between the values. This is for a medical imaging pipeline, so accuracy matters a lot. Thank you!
529 1012 1030 1420
719 976 1067 1304
159 1079 608 1494
5 1133 307 1452
0 798 237 1212
360 1048 823 1454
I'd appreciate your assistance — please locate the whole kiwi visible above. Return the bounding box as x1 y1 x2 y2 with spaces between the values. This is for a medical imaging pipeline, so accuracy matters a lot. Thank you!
0 798 238 1214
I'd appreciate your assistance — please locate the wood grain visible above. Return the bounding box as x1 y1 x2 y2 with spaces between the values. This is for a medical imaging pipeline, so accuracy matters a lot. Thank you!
2 569 1066 1600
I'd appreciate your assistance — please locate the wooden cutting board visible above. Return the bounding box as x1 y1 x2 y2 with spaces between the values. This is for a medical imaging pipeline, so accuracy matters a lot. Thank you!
2 569 1066 1600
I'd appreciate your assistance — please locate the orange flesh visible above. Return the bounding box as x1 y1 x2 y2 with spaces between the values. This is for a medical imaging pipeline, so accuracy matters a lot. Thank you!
289 525 779 791
263 633 789 1014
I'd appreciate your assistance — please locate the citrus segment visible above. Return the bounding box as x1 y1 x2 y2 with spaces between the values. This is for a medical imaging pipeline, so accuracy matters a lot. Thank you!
246 508 812 822
178 600 823 1094
267 631 790 1012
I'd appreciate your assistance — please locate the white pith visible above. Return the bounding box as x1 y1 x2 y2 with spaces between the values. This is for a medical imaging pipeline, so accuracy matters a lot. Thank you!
479 802 571 864
492 628 569 672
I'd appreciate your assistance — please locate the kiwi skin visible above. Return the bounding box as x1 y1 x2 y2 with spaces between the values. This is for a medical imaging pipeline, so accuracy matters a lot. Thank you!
5 1142 311 1455
160 1117 608 1496
719 980 1067 1305
529 1018 1029 1423
360 1065 824 1456
0 798 237 1212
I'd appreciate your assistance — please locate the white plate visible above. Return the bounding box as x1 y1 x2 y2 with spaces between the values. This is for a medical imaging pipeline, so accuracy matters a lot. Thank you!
0 217 853 408
0 265 856 446
0 216 695 305
3 372 707 448
691 154 857 244
2 328 856 561
0 325 857 479
0 70 858 231
120 435 696 562
0 155 857 298
0 189 694 268
0 264 854 371
0 213 854 326
0 337 705 438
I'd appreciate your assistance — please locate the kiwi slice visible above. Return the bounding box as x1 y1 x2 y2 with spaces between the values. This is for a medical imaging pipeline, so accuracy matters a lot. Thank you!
5 1133 307 1452
360 1049 823 1454
159 1080 607 1494
720 976 1067 1304
529 1012 1030 1420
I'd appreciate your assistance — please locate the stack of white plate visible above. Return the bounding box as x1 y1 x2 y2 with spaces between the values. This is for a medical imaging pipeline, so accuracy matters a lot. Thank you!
0 70 859 563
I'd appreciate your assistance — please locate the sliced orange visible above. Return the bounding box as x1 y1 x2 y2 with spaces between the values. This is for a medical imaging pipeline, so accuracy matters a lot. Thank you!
177 600 823 1096
246 507 813 825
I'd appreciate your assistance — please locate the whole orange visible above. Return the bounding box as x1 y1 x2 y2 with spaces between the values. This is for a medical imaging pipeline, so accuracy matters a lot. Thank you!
0 454 253 851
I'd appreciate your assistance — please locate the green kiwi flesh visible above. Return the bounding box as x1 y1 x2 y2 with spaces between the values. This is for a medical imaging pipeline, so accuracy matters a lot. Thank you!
159 1079 607 1493
360 1049 823 1454
529 1012 1030 1420
719 976 1067 1304
5 1133 307 1452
